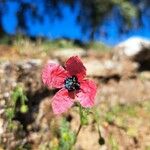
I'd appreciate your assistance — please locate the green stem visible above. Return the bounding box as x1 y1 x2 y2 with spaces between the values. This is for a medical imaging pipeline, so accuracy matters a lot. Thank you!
73 123 82 146
97 120 102 139
76 124 82 138
91 109 105 145
73 104 83 146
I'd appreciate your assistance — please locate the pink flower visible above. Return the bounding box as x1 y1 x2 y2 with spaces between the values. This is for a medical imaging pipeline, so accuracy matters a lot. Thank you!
42 56 97 114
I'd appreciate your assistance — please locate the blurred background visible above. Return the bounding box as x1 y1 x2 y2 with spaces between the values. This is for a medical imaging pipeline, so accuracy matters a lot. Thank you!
0 0 150 44
0 0 150 150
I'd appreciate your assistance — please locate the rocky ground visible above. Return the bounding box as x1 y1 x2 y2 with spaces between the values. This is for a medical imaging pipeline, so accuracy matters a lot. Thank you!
0 40 150 150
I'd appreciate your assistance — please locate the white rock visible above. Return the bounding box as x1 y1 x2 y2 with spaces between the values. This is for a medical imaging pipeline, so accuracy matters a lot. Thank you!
3 92 10 98
0 109 4 115
116 37 150 57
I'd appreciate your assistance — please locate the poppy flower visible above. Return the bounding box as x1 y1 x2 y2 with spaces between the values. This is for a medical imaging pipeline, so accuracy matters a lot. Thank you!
42 56 97 114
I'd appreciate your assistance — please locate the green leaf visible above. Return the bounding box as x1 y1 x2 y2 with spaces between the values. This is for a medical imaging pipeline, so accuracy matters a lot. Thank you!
5 107 15 121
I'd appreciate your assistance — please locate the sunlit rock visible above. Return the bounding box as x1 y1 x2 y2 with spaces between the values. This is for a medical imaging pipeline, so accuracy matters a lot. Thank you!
84 59 138 78
114 37 150 61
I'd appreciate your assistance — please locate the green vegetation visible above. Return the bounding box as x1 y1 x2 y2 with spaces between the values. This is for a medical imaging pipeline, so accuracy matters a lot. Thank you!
104 103 139 126
86 41 111 52
0 35 110 56
58 119 76 150
79 105 90 126
108 134 119 150
5 85 28 130
14 36 109 51
42 39 79 51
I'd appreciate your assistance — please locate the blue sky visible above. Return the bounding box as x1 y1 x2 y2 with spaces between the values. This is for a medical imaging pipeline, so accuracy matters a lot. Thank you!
2 1 150 45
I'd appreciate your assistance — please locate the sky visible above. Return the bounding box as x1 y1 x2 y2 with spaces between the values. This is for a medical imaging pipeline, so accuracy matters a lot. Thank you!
2 1 150 46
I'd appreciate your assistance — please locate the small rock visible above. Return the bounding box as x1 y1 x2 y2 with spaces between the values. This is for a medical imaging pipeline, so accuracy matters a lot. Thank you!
0 118 4 135
0 100 5 106
17 61 32 70
0 109 4 115
28 132 41 144
0 69 4 74
3 92 10 98
0 61 11 70
28 59 42 67
12 81 17 87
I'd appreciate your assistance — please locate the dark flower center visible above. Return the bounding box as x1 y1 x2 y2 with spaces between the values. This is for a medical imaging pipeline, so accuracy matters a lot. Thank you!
64 76 80 91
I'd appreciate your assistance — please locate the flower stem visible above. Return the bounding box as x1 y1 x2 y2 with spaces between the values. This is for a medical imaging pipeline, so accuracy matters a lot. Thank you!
74 123 82 146
76 124 82 138
73 104 84 146
91 109 105 145
71 123 82 150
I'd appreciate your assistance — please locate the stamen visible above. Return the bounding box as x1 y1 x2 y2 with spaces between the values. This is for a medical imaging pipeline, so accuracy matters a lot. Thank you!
64 76 80 91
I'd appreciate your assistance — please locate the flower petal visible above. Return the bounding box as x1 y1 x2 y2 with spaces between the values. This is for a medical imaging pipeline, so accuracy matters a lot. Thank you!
76 79 97 107
52 88 74 114
42 63 68 88
65 56 86 80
